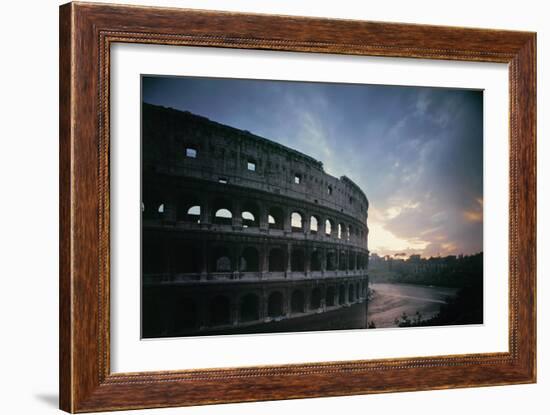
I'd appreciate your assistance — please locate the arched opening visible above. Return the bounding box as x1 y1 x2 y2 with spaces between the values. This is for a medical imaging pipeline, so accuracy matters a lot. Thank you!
239 247 259 272
291 247 305 272
291 290 305 313
268 207 284 230
214 208 232 225
209 295 230 326
310 250 321 271
325 219 333 237
241 211 255 228
239 293 259 322
348 285 355 303
350 253 356 270
176 194 201 222
172 242 201 273
185 205 201 223
310 288 322 310
212 198 233 225
291 212 303 232
310 216 319 234
356 283 361 299
339 284 346 305
268 248 285 272
338 223 343 239
241 202 260 228
268 292 284 317
211 246 232 272
339 251 347 271
326 251 337 271
142 193 164 220
175 297 198 330
347 225 353 241
326 286 336 307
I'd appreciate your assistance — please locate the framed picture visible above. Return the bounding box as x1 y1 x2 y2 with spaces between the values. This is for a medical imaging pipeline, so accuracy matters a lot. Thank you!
59 2 536 412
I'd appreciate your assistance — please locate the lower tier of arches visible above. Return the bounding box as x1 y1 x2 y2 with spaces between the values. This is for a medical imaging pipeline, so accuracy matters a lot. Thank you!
142 275 369 338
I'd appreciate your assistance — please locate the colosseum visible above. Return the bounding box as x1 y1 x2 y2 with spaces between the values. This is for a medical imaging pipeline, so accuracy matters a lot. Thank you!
141 103 370 338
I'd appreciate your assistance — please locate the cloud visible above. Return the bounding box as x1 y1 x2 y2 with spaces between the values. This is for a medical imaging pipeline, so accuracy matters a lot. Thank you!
142 77 483 258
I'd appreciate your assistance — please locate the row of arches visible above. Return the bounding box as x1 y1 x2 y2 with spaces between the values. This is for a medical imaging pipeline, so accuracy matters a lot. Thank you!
171 281 368 331
142 196 367 242
143 240 369 275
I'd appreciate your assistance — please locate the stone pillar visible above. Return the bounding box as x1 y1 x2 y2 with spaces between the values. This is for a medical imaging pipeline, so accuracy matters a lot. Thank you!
286 242 292 277
233 244 241 279
259 203 268 233
262 291 269 320
284 288 290 317
321 248 327 273
260 243 269 276
283 209 292 234
305 244 311 276
344 251 348 271
200 199 211 228
303 214 310 236
304 288 311 312
319 217 326 237
232 201 242 230
200 240 208 281
163 195 177 223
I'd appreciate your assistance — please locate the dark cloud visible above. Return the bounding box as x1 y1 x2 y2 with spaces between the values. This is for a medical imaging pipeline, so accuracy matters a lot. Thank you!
142 76 483 257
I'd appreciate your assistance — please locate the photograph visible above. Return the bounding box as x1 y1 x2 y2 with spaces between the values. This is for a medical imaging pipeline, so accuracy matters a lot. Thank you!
141 75 484 338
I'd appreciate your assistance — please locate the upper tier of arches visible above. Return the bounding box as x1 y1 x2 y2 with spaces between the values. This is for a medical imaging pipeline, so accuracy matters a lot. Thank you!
143 193 368 248
142 103 369 223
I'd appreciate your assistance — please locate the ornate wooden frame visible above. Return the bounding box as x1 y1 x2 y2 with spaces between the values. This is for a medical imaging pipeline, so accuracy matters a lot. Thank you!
59 2 536 412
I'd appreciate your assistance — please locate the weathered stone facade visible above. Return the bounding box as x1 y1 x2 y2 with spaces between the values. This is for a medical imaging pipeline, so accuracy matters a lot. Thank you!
142 103 370 337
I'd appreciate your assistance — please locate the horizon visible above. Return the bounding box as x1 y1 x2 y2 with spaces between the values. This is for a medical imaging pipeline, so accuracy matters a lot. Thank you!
369 251 483 260
142 76 483 258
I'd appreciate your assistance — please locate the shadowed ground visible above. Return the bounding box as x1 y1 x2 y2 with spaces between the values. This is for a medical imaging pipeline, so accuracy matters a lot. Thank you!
164 302 369 338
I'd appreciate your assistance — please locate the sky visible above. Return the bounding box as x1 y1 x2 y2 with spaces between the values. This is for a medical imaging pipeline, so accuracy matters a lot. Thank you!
142 76 483 258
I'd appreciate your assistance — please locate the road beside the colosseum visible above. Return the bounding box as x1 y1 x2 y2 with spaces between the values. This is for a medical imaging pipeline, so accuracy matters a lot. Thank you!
366 283 460 328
